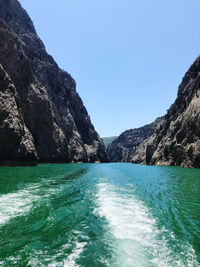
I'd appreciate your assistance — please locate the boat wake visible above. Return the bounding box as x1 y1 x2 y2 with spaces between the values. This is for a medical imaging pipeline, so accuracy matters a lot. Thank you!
95 182 198 267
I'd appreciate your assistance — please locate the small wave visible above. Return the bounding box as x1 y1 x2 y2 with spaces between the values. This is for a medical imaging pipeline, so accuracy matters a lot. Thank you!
63 241 87 267
47 232 88 267
0 185 40 226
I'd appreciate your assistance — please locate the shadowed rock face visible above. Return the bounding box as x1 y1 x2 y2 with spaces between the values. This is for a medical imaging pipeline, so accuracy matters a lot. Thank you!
133 56 200 168
0 0 108 164
107 118 163 162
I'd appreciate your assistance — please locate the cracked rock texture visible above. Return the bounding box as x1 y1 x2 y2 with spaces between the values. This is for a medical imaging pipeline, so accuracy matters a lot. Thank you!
0 0 108 165
133 56 200 168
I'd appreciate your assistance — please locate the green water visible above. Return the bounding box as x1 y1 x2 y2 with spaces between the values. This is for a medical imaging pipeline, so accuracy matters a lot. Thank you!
0 163 200 267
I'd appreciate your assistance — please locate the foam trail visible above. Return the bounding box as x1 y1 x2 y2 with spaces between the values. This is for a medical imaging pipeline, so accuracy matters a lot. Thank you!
96 183 199 267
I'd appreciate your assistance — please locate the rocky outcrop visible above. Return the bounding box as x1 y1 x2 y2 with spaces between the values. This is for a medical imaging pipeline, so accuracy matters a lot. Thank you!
0 0 108 165
107 118 163 162
133 56 200 168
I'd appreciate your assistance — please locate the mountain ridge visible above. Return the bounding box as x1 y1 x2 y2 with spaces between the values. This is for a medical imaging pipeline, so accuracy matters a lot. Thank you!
107 55 200 168
133 56 200 168
0 0 109 165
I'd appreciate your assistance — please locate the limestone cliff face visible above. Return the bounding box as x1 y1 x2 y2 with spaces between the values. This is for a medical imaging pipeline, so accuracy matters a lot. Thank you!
107 118 163 162
0 0 108 164
133 56 200 168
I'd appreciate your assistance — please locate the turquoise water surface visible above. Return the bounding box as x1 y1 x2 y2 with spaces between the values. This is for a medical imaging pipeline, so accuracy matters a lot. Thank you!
0 163 200 266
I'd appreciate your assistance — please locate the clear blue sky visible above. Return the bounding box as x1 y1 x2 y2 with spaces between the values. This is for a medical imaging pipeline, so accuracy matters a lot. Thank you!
19 0 200 137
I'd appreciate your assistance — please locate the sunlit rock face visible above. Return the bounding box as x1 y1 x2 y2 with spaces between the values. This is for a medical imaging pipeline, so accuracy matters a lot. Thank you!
133 57 200 168
107 118 163 162
0 0 108 164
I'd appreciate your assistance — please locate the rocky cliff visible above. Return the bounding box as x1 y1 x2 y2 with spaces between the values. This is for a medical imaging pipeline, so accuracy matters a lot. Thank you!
133 56 200 168
107 118 163 162
0 0 108 165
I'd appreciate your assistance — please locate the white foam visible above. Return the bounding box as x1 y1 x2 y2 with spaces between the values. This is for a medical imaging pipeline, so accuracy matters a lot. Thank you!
0 185 40 225
63 241 87 267
95 183 199 267
47 241 87 267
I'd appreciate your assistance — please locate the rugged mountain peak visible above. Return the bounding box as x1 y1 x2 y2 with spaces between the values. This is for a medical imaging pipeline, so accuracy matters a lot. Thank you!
0 0 108 164
0 0 36 34
133 56 200 168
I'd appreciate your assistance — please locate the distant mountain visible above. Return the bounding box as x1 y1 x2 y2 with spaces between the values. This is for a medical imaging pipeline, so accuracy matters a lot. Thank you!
107 118 163 162
133 56 200 168
0 0 108 165
102 136 118 148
